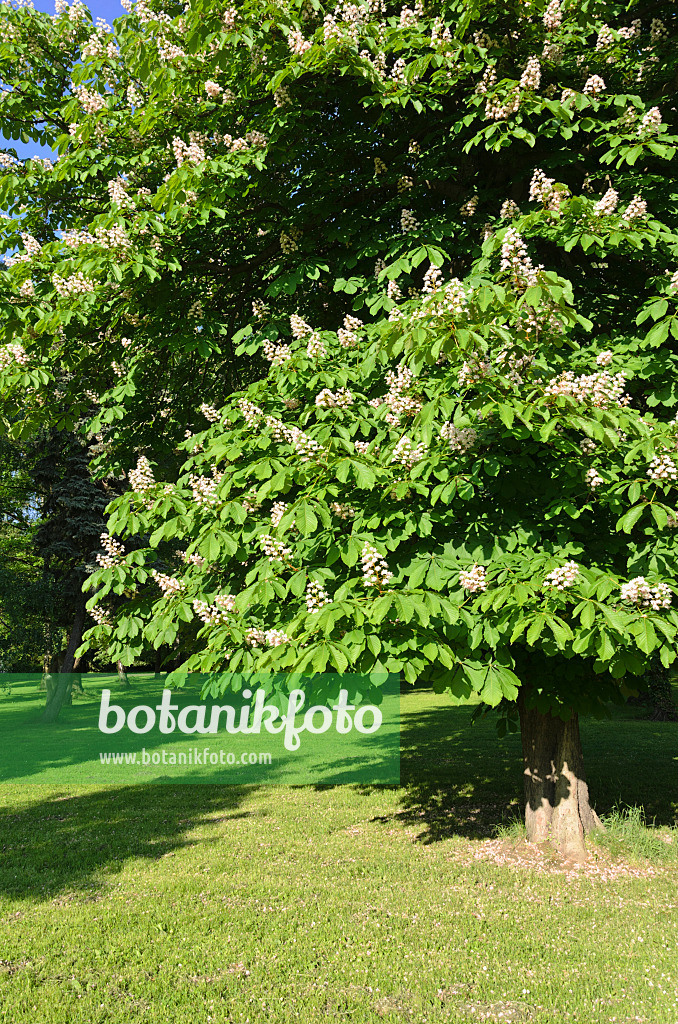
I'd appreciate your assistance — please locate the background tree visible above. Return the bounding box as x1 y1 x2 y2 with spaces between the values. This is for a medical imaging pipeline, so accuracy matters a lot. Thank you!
1 0 678 856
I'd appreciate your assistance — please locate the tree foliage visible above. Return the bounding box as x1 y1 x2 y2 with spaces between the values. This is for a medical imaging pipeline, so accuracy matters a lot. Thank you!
0 0 677 722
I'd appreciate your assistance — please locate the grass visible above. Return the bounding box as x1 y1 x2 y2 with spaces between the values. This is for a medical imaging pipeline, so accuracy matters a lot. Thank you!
0 687 676 1024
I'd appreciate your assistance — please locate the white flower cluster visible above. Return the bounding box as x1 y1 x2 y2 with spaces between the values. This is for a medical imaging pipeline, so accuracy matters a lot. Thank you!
620 577 671 611
583 75 606 97
200 403 221 423
0 344 29 369
640 107 662 135
21 232 42 256
486 88 521 121
246 628 290 648
544 370 630 408
171 136 205 167
190 472 223 506
596 350 613 366
179 551 206 567
670 271 678 293
441 423 477 452
193 594 236 625
361 542 393 588
391 436 426 468
252 299 267 319
460 195 478 216
500 229 541 289
374 157 387 174
52 272 95 297
543 561 579 590
585 467 603 490
337 315 364 349
430 18 451 46
89 605 112 627
157 40 186 62
129 455 155 493
151 570 185 597
543 0 561 31
306 580 331 613
459 565 487 593
500 199 520 219
383 364 422 424
290 314 312 339
314 387 352 409
263 340 292 366
288 29 311 54
354 441 371 455
107 177 131 206
401 209 419 233
96 532 125 569
593 188 619 216
260 534 292 562
238 399 263 428
458 358 490 388
580 438 597 455
520 56 541 90
19 280 35 297
529 169 567 211
330 501 355 519
560 87 576 104
647 455 678 483
270 501 288 528
127 83 143 107
622 196 647 221
397 176 413 194
205 80 222 99
422 264 443 294
266 417 323 461
596 24 614 50
0 152 20 169
74 86 107 115
222 6 237 29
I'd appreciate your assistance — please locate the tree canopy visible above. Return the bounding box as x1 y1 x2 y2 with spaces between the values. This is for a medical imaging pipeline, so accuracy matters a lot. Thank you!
1 0 677 855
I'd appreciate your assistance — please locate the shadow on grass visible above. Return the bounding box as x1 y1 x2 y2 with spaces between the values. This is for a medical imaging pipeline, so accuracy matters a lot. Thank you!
360 691 678 844
0 784 256 901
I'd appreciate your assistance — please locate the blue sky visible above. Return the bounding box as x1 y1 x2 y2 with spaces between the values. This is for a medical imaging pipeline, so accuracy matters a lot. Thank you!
1 0 128 162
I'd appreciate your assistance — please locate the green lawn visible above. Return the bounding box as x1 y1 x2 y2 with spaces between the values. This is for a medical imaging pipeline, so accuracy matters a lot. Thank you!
0 688 676 1024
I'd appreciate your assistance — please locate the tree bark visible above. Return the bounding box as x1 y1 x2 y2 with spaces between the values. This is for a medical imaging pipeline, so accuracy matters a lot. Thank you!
40 602 85 723
117 660 130 687
517 688 603 861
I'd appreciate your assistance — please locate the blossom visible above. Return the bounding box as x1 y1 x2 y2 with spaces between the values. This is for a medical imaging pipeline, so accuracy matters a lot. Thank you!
374 157 387 174
259 534 292 562
306 580 331 613
640 107 662 134
151 570 185 597
222 6 237 30
290 314 312 339
500 199 520 219
263 340 292 366
620 577 671 611
593 188 618 216
338 315 364 349
422 264 443 294
596 350 613 367
315 388 353 408
543 0 562 31
623 196 647 221
670 271 678 293
560 87 576 104
500 228 542 289
543 561 579 590
129 455 155 492
74 85 107 115
96 532 125 569
460 196 478 216
647 455 677 483
361 543 393 588
459 565 486 593
596 25 614 50
401 209 419 233
200 403 221 423
520 57 541 91
193 594 235 625
238 399 263 427
583 75 605 97
528 169 568 211
544 370 629 408
391 436 426 468
288 29 311 54
270 501 288 528
189 472 223 506
306 332 326 358
580 438 597 455
52 272 95 297
441 423 477 452
330 502 355 519
585 467 603 490
205 80 222 99
0 344 29 370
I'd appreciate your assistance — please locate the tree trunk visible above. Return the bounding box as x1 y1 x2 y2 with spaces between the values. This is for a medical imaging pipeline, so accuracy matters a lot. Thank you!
117 660 130 687
517 689 603 861
154 648 163 678
41 602 85 723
